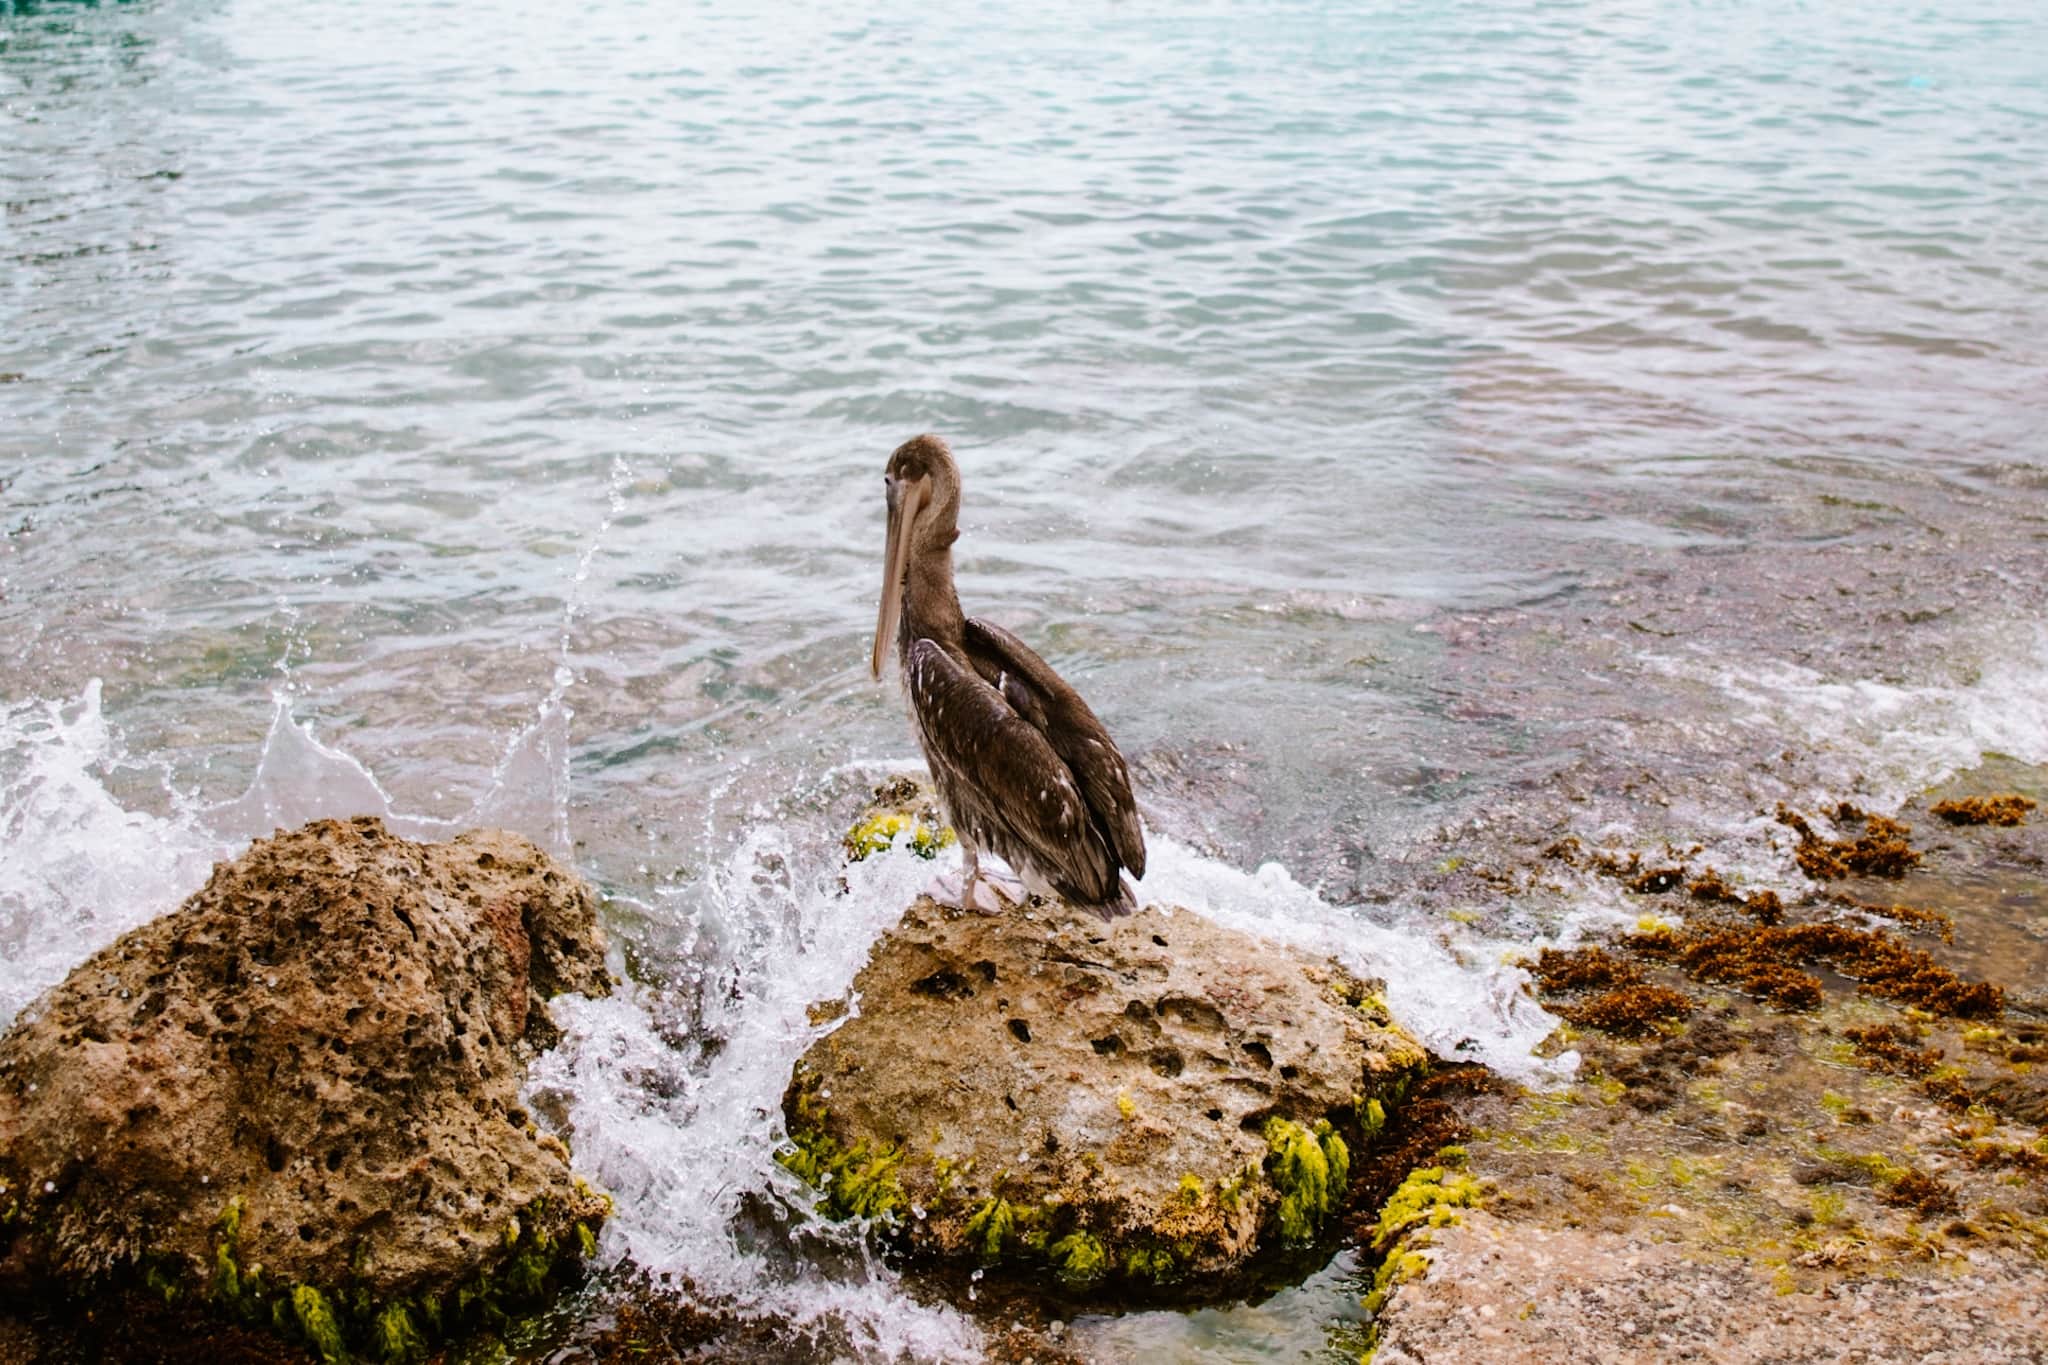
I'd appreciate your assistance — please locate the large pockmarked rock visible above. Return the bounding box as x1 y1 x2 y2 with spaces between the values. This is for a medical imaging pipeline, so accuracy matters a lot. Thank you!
780 893 1429 1299
0 816 612 1356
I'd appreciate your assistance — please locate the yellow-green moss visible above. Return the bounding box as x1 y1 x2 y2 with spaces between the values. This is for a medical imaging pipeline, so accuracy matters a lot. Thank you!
292 1285 349 1365
1123 1245 1176 1282
1217 1162 1256 1212
1360 1246 1429 1315
1265 1116 1352 1245
963 1197 1019 1261
142 1254 184 1306
1048 1231 1107 1288
1372 1164 1481 1252
843 812 955 862
1357 1096 1386 1144
210 1196 270 1319
371 1303 427 1362
167 1189 603 1362
777 1082 908 1223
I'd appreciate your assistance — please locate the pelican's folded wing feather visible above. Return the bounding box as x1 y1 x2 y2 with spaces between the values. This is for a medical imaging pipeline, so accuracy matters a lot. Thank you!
964 618 1146 879
906 639 1120 904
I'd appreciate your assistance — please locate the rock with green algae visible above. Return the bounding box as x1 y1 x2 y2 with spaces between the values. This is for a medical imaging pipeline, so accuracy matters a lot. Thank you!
778 848 1428 1301
0 817 613 1358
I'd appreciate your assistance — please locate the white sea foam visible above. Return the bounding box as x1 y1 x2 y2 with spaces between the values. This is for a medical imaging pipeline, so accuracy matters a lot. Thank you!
1137 838 1573 1087
528 830 986 1361
0 682 576 1030
0 682 226 1026
1654 624 2048 805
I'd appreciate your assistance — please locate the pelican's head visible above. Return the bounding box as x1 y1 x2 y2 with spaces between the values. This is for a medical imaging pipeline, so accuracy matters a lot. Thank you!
872 433 963 679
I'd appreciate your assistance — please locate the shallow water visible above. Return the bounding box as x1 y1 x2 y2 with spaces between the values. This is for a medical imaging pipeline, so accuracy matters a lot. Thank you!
5 0 2048 1358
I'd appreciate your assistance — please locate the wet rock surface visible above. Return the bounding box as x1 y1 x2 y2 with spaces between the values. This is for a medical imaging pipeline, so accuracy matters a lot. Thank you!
1357 771 2048 1364
1369 1209 2048 1365
780 893 1428 1299
0 816 612 1353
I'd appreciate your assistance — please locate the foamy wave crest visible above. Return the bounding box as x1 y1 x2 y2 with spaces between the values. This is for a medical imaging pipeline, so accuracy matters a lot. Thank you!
0 681 578 1029
526 827 986 1362
1670 623 2048 802
1139 836 1572 1087
0 682 228 1027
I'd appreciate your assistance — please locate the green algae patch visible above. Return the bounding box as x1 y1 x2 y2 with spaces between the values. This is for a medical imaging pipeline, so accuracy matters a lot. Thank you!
1372 1161 1482 1253
76 1189 614 1363
841 778 956 862
843 811 955 862
777 1075 908 1223
291 1285 349 1363
964 1197 1023 1261
1265 1117 1352 1246
371 1302 428 1361
1122 1245 1177 1282
1048 1231 1108 1288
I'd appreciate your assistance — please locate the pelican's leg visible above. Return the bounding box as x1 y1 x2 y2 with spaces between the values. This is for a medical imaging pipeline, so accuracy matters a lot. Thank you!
973 855 1029 908
955 834 1016 916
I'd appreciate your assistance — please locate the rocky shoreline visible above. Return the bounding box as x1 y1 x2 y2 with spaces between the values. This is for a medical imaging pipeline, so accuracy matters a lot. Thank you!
1361 776 2048 1364
0 818 614 1363
2 769 2042 1363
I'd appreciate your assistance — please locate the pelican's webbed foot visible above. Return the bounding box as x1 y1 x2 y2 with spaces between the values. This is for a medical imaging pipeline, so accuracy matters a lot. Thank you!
929 846 1028 916
926 867 1011 915
967 861 1029 916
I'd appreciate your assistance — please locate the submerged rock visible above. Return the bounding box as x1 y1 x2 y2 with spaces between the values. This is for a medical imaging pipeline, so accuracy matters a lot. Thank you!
780 893 1428 1299
0 816 612 1356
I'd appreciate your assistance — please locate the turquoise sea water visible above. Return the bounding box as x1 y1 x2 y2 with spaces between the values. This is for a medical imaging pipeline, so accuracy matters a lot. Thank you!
5 0 2048 1358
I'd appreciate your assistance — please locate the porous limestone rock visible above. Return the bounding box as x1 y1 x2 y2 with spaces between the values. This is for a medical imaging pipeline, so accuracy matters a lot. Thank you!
780 890 1427 1299
0 816 612 1354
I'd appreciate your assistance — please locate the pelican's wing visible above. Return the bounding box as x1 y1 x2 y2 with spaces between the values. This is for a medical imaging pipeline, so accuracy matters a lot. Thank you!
906 639 1120 904
964 618 1146 879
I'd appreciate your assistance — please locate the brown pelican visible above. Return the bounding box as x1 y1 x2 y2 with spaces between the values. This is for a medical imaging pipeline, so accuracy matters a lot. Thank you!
870 434 1146 919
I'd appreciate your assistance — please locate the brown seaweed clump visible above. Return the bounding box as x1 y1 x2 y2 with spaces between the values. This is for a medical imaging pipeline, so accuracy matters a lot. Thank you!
1776 804 1923 880
1553 986 1695 1035
1629 927 1822 1010
1524 947 1694 1035
1527 945 1642 994
1930 794 2037 827
1959 1141 2048 1177
1826 891 1953 943
1843 1023 1942 1077
1629 922 2002 1018
1685 869 1785 924
1883 1169 1961 1217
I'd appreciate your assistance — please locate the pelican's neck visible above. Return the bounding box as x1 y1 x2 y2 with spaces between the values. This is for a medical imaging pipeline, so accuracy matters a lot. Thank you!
899 544 965 660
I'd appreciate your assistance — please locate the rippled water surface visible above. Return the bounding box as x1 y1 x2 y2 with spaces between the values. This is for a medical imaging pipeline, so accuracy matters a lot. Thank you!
5 0 2048 1358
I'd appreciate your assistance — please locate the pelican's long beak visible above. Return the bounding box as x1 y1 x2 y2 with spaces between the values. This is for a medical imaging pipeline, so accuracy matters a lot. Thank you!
872 476 926 679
